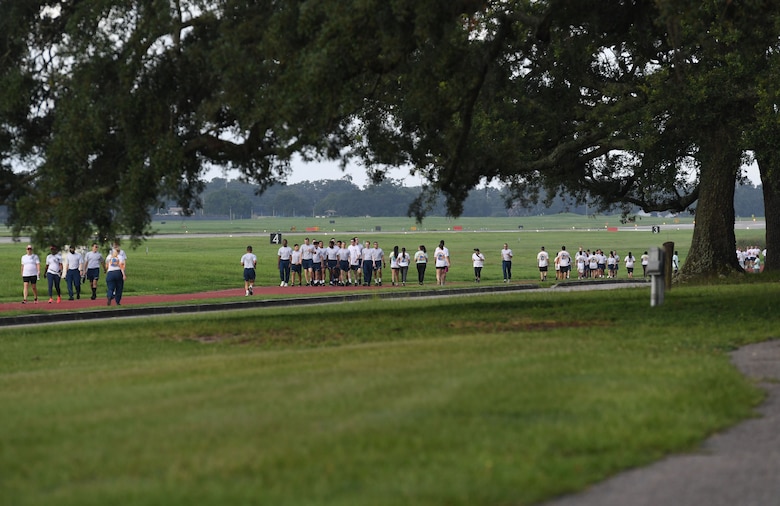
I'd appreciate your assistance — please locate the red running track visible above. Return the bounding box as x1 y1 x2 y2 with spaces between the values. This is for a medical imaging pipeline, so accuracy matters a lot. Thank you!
3 282 408 312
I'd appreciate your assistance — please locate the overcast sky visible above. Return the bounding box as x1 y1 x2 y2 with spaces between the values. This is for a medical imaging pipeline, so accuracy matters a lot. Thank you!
208 158 764 188
206 157 420 188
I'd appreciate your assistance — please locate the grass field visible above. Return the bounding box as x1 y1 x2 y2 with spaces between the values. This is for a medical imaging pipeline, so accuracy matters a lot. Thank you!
1 281 777 505
1 216 776 505
0 215 767 305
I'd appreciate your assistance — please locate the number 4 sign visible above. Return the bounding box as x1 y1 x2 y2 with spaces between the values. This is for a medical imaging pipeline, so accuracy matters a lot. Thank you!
270 233 282 244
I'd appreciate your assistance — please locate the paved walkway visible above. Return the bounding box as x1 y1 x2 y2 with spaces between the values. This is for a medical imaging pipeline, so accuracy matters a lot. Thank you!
542 339 780 506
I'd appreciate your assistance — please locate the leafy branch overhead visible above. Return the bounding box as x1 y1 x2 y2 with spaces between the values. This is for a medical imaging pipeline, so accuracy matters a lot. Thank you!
1 0 779 275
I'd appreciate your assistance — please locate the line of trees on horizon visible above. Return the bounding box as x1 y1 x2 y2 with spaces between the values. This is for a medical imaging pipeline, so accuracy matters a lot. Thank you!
179 177 766 220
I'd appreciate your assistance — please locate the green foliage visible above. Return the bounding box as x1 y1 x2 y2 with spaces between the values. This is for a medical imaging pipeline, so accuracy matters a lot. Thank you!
2 0 779 276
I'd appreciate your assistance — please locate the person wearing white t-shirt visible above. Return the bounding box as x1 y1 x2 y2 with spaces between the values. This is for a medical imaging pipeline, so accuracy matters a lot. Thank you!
414 245 428 285
348 238 362 286
472 248 485 282
501 243 513 282
556 246 572 280
588 251 599 278
326 240 340 285
640 251 649 278
434 240 450 286
398 247 411 286
337 241 349 286
64 245 85 300
300 237 314 286
290 244 303 286
45 245 63 303
575 249 587 279
372 241 385 286
84 243 104 300
240 245 257 296
361 241 374 286
607 251 617 278
21 244 41 303
600 250 608 277
277 238 292 287
105 246 127 306
624 252 636 278
311 241 325 286
537 246 549 281
389 246 401 286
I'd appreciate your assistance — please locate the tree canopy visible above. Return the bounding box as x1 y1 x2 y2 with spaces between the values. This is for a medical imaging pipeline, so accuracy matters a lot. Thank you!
2 0 780 276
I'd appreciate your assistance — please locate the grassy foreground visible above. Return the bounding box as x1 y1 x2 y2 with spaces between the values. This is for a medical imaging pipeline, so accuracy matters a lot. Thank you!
1 282 777 505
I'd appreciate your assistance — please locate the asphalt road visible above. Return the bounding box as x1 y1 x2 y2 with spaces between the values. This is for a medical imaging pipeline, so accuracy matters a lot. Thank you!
541 339 780 506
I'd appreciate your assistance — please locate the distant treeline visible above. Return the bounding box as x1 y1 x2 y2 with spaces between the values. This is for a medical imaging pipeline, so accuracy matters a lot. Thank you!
163 177 765 219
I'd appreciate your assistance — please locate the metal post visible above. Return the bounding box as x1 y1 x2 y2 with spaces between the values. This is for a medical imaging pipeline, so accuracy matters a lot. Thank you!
650 274 665 307
648 246 665 307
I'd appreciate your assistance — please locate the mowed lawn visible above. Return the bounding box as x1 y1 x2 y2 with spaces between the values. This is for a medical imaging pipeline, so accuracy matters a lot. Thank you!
1 280 777 506
0 219 768 305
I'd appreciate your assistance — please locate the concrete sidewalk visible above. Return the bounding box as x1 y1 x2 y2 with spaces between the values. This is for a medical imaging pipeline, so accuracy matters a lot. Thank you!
542 339 780 506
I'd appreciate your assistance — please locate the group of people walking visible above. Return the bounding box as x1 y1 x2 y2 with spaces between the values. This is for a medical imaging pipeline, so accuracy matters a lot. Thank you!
254 237 454 293
20 242 127 305
537 246 655 281
247 240 673 292
737 246 766 273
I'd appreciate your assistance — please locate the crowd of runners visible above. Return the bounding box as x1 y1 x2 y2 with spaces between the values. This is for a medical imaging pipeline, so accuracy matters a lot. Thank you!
536 246 653 282
240 239 691 294
20 241 127 305
240 240 678 294
251 237 457 291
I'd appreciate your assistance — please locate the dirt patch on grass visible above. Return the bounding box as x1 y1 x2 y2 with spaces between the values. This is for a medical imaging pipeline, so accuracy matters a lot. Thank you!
188 328 351 346
448 319 607 332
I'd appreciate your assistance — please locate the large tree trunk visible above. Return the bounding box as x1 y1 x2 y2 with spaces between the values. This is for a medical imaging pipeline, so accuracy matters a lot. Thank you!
758 159 780 272
683 127 742 276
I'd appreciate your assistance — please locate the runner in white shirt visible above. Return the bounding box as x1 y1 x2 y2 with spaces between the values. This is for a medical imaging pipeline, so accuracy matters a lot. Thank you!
588 251 599 278
64 245 85 300
21 244 41 303
300 237 314 286
337 241 350 286
361 241 374 286
290 244 303 286
624 252 636 278
389 246 401 286
372 241 385 286
398 247 410 286
596 249 607 278
434 240 450 286
240 245 257 296
501 243 513 282
607 251 617 278
575 249 587 279
640 251 649 278
472 248 485 282
311 241 325 286
555 246 572 280
45 245 63 303
277 238 293 287
537 246 549 281
326 239 339 285
84 243 104 299
348 238 362 286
